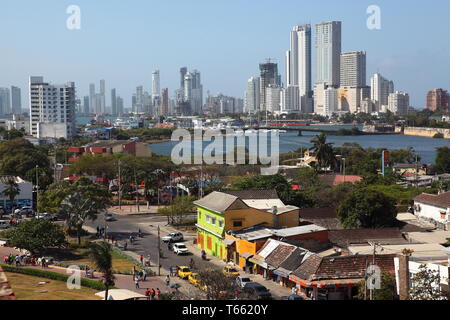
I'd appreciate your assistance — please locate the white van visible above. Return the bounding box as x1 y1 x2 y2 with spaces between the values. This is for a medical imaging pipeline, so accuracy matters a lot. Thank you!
0 220 11 230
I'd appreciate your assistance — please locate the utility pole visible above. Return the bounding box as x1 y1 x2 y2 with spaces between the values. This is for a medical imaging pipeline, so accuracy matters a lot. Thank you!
157 225 161 276
134 167 140 212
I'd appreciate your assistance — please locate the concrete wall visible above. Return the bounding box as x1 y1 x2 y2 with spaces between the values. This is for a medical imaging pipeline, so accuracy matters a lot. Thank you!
414 201 449 225
404 127 450 139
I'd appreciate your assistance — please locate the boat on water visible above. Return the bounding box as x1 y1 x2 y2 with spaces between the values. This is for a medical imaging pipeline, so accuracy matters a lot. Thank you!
113 117 140 129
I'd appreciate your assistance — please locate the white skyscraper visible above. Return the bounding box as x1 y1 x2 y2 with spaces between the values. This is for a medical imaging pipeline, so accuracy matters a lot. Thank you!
315 21 342 87
244 77 260 114
29 76 76 139
340 51 367 87
388 91 409 115
152 70 161 111
285 24 312 113
265 84 282 113
371 73 394 111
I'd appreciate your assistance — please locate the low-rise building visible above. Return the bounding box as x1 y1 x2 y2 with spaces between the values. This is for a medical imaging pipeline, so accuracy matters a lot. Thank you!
0 176 33 211
413 191 450 230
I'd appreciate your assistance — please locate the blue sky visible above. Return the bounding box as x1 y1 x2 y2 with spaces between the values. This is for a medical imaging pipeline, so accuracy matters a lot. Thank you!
1 0 449 109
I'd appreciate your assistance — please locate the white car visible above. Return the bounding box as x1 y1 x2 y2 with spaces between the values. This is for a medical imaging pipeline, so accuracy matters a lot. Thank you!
173 243 189 255
236 276 252 288
162 232 184 243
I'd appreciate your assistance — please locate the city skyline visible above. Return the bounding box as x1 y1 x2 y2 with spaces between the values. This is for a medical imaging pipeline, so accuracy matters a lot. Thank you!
1 1 450 109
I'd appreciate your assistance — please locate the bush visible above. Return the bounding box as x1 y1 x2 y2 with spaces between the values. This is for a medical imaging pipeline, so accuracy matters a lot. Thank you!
433 133 444 139
0 264 113 291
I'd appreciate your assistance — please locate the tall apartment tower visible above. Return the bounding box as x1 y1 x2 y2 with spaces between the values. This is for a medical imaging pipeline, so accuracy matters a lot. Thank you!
244 77 260 114
426 89 449 113
161 88 169 116
180 67 187 91
99 80 106 114
388 91 410 115
259 60 279 112
11 86 22 114
371 73 394 111
0 88 11 116
190 70 203 114
340 51 366 87
286 24 312 113
89 83 96 114
83 96 90 114
111 89 117 116
116 96 124 115
29 76 76 139
152 70 161 111
315 21 342 87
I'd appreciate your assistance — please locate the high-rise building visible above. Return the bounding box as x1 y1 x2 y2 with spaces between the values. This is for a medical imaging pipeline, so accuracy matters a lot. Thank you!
281 86 300 113
340 51 366 87
265 85 282 113
426 89 449 113
29 76 76 139
152 70 161 110
89 83 96 114
259 60 279 111
286 24 312 113
314 83 338 116
11 86 21 114
83 96 90 114
161 88 169 116
244 77 260 114
180 67 187 90
315 21 342 87
0 88 11 116
99 80 106 114
184 73 193 105
191 70 203 114
135 86 144 113
111 89 117 116
388 91 409 115
116 96 124 115
371 73 394 111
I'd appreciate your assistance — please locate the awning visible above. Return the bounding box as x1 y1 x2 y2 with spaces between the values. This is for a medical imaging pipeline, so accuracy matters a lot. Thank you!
249 258 268 269
224 238 235 246
288 277 361 288
240 252 253 259
273 267 291 278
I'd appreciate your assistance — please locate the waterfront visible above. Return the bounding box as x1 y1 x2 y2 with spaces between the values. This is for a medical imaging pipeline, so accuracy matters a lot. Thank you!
150 129 450 164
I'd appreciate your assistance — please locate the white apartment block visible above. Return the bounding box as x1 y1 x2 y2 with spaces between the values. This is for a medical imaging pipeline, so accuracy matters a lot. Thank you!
315 21 342 87
281 86 300 114
388 91 410 115
29 76 76 139
265 85 282 113
244 77 260 114
340 51 366 87
371 73 394 111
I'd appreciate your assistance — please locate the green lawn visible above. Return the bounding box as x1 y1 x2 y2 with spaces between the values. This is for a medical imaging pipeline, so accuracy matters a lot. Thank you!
5 272 102 300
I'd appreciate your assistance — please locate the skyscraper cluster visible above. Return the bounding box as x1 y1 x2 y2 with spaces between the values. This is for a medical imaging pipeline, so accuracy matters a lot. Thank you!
85 80 124 116
245 20 410 117
174 67 203 116
0 86 22 116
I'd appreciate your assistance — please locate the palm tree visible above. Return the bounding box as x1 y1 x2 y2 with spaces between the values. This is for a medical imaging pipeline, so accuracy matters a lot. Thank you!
60 192 100 244
310 133 336 171
2 178 21 217
89 241 115 300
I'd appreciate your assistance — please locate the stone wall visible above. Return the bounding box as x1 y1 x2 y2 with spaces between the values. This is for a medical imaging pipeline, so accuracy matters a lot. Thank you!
404 127 450 139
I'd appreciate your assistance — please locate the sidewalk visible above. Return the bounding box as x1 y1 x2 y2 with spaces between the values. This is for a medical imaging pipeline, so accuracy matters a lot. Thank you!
109 205 164 216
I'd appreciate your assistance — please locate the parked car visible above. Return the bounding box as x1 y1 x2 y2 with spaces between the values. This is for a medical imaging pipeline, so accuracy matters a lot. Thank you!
177 266 192 279
0 220 11 230
236 276 252 288
17 206 33 216
242 282 272 300
162 232 183 243
35 213 57 221
281 294 304 300
223 265 240 277
105 213 115 221
173 243 189 255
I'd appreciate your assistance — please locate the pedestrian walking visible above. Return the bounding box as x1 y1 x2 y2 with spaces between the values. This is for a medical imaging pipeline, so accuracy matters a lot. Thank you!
140 255 143 264
150 288 155 300
124 242 128 250
165 275 170 287
169 266 173 277
139 270 143 281
145 288 151 300
135 278 140 289
142 269 147 281
156 288 161 300
234 288 239 300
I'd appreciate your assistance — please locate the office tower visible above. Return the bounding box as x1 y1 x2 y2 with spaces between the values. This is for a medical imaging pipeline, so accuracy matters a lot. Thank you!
132 94 137 112
83 96 90 114
371 73 394 111
265 85 282 113
286 24 312 113
99 80 106 114
180 67 187 89
11 86 22 114
244 77 260 114
184 73 193 104
111 89 117 116
316 21 342 87
191 70 203 114
152 70 161 110
116 96 124 115
95 94 103 114
282 86 300 113
0 88 11 115
161 88 169 116
388 91 410 115
259 60 279 112
29 76 76 139
340 51 366 87
89 83 96 113
135 86 144 113
426 89 449 112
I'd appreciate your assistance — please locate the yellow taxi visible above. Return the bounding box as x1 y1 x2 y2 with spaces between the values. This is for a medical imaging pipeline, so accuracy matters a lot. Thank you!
177 266 192 279
223 265 240 277
188 273 200 286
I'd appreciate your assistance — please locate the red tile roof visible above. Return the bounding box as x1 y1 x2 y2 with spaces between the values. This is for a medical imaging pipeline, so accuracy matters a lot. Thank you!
414 191 450 209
